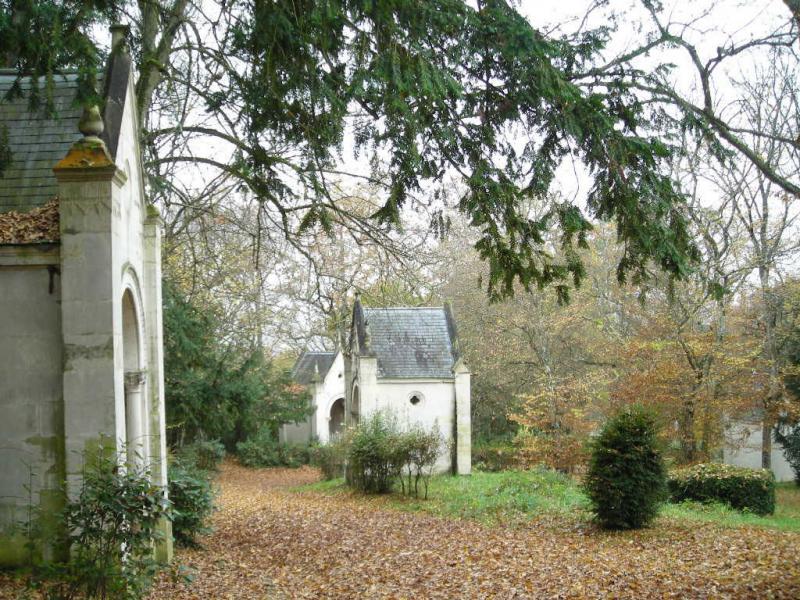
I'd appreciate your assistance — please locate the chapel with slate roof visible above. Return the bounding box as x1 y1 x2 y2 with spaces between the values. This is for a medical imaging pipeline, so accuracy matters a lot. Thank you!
284 298 471 475
0 26 172 565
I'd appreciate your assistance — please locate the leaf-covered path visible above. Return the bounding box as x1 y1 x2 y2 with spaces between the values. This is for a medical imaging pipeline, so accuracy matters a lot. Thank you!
148 463 800 599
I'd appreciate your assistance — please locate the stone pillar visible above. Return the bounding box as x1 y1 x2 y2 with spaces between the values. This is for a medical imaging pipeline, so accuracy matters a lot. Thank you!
356 356 378 420
124 370 147 467
54 107 127 496
453 359 471 475
143 206 172 563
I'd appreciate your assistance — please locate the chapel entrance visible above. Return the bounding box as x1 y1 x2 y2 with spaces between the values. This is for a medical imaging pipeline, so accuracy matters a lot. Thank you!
329 398 344 438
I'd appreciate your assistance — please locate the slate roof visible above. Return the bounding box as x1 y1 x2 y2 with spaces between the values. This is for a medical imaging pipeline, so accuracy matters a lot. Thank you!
0 45 132 216
0 72 83 213
356 306 459 379
292 351 337 385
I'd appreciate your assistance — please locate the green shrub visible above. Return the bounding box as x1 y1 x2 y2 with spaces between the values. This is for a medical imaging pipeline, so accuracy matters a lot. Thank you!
775 422 800 486
668 463 776 516
584 405 666 530
345 414 443 496
236 429 311 468
26 450 169 599
399 426 443 499
472 439 518 472
280 443 311 468
168 457 216 546
310 437 348 480
177 439 226 471
348 413 406 494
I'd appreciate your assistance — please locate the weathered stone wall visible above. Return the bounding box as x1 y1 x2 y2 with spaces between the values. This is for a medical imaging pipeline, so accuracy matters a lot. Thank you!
0 247 65 566
361 376 458 474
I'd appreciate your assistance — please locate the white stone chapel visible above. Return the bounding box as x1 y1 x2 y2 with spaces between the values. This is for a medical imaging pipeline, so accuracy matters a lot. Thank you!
0 27 171 565
282 297 472 475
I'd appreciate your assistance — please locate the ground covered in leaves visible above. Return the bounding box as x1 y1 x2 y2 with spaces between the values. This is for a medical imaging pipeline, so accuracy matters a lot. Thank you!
147 462 800 599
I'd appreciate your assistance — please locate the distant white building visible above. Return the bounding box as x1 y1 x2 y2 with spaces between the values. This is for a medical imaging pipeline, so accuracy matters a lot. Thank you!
723 418 795 482
281 351 346 445
281 298 472 475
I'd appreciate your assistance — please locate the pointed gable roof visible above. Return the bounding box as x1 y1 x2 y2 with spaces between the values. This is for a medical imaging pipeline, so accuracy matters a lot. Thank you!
291 351 337 385
351 299 462 379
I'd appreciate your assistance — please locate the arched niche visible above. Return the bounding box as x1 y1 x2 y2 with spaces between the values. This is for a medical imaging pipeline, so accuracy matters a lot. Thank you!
329 398 345 439
351 384 360 425
121 280 148 469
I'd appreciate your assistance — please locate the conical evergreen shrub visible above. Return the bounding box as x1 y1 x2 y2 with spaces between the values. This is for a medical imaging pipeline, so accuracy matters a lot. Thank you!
584 405 666 529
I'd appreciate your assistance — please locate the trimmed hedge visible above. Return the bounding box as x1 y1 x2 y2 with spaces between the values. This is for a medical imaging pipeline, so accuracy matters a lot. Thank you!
668 463 775 516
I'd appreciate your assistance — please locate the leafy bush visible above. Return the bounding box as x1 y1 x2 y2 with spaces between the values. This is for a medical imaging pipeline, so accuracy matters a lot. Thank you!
584 405 667 530
399 426 443 499
177 439 226 471
347 413 408 494
345 414 443 496
27 450 169 599
236 429 311 468
310 435 349 480
169 457 216 546
668 463 776 516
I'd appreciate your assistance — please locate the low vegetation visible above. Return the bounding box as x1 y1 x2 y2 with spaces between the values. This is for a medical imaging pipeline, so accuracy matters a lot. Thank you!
668 463 776 516
235 431 311 468
168 458 216 547
24 449 170 599
301 468 800 533
315 413 443 498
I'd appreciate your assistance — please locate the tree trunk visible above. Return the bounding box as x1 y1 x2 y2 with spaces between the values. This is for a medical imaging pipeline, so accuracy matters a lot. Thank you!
762 419 773 469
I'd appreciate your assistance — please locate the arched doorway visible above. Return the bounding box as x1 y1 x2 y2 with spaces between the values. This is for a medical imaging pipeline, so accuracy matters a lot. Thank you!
329 398 344 439
122 288 147 468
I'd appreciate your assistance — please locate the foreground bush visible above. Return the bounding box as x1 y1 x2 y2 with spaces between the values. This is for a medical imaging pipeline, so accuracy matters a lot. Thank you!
668 463 776 515
177 439 226 471
236 430 310 468
27 450 169 599
169 457 216 546
584 406 666 530
310 434 350 480
399 426 443 499
345 413 442 496
348 413 405 493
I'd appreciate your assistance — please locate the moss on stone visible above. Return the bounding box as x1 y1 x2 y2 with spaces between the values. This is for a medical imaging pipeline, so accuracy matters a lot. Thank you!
0 532 28 567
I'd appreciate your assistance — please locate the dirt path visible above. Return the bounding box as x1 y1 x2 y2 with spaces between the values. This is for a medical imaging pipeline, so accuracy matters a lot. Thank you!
148 462 800 599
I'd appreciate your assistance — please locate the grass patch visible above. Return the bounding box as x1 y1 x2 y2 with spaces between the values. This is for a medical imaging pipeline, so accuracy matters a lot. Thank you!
299 468 589 525
298 471 800 532
662 482 800 532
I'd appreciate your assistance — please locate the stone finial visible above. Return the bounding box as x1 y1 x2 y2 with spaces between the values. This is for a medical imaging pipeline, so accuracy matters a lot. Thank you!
78 105 105 140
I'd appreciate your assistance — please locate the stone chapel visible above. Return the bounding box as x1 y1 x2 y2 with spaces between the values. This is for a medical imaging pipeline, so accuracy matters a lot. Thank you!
282 297 472 475
0 27 171 565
